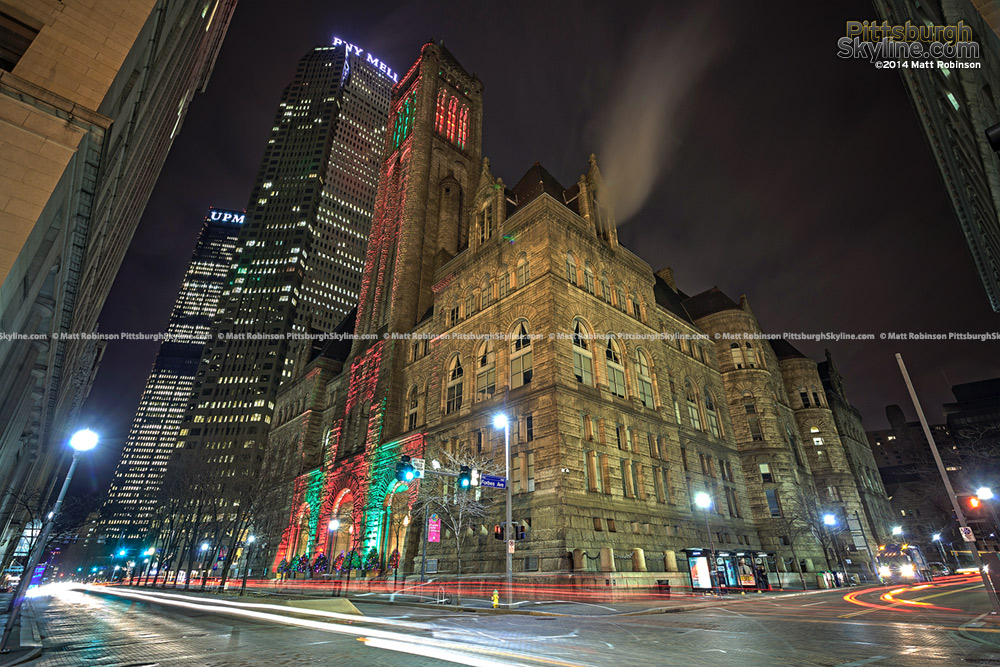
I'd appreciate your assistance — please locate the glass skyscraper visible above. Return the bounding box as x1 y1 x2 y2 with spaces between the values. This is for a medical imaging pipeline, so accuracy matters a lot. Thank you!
174 44 393 494
101 209 245 544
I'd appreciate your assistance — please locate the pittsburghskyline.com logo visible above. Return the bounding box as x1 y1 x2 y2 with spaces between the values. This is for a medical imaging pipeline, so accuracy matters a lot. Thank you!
837 20 981 69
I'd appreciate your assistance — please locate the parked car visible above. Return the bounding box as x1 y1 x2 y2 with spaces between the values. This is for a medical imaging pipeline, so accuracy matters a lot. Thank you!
928 562 951 576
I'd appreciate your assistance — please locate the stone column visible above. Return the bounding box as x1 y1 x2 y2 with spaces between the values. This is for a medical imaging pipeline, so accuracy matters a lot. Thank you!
572 549 585 571
633 549 646 572
665 550 678 572
600 547 615 572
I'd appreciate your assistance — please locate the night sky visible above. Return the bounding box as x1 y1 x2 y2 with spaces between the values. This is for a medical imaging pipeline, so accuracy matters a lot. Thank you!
75 1 1000 494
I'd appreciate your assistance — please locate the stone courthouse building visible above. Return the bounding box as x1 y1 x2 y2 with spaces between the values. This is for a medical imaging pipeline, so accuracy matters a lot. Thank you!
265 42 891 588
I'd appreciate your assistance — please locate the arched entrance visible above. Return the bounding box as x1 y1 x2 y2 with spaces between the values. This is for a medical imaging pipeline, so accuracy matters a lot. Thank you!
327 489 355 558
381 481 412 571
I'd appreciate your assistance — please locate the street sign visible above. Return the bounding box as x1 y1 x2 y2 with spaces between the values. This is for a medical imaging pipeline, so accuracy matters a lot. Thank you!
412 458 425 479
508 539 515 554
481 474 507 489
961 526 976 542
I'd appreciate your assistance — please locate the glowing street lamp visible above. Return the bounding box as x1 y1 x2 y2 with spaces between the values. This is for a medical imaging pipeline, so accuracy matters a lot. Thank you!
694 492 719 595
823 514 837 526
2 429 99 652
891 526 903 536
978 487 995 501
240 535 257 596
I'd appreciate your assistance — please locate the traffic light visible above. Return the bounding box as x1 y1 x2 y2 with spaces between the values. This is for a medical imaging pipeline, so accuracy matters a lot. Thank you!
470 468 481 487
458 465 471 488
395 455 415 482
970 496 982 509
516 522 527 540
494 524 503 540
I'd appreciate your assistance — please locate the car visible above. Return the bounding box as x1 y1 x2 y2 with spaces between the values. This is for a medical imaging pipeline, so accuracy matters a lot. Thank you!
928 562 951 576
956 565 987 575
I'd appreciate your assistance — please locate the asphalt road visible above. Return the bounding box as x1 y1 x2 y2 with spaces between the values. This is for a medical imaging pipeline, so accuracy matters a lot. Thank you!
20 577 1000 667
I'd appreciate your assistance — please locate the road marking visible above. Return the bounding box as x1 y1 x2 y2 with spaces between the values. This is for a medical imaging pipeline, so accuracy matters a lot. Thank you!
802 601 828 606
834 656 887 667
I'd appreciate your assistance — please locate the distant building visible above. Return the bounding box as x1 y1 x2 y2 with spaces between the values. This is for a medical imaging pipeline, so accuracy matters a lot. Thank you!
100 209 244 547
874 0 1000 311
0 0 237 580
867 406 958 550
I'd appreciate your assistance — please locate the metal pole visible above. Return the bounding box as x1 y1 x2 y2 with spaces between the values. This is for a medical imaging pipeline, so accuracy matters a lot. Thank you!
1 452 79 653
896 354 1000 614
420 509 428 583
240 543 253 596
934 539 948 567
705 508 718 595
504 421 513 608
853 510 878 582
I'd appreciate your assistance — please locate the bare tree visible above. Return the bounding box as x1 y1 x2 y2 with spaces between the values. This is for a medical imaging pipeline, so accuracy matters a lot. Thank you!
411 449 502 578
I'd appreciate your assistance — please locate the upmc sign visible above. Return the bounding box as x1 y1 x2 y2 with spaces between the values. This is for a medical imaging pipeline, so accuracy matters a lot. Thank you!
332 37 398 83
208 209 245 224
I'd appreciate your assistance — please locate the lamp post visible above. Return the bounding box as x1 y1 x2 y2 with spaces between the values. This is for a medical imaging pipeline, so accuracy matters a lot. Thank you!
199 543 210 589
823 514 849 586
892 525 903 537
896 354 1000 615
493 413 513 608
694 492 719 596
1 428 98 653
931 533 951 570
240 535 255 596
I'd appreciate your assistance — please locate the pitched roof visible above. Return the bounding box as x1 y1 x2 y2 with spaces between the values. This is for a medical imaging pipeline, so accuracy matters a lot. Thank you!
770 338 808 360
510 162 567 210
682 287 741 320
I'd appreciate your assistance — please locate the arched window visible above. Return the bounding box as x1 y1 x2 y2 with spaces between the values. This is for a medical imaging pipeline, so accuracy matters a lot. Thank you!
465 288 476 318
704 388 721 437
434 89 447 135
446 356 464 414
730 343 744 369
510 322 533 388
810 426 824 446
744 392 763 441
516 254 529 288
584 263 595 294
685 379 702 430
636 349 654 409
811 386 822 408
605 338 627 398
600 273 611 302
476 341 496 400
498 266 510 299
407 385 419 430
745 342 758 368
480 276 492 309
446 95 458 144
572 319 594 386
616 284 627 311
631 292 641 319
478 202 495 244
565 252 578 285
798 387 810 408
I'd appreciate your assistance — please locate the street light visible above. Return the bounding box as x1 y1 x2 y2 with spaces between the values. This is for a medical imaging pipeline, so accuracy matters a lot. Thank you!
979 487 995 501
240 535 256 596
199 543 211 589
694 492 719 596
493 412 513 608
892 526 903 536
2 428 98 653
822 513 849 585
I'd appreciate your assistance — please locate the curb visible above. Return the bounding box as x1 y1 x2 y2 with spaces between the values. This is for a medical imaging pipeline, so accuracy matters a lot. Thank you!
0 647 41 667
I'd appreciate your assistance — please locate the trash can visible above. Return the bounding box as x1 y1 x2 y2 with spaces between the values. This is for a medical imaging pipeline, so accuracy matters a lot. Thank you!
656 579 671 599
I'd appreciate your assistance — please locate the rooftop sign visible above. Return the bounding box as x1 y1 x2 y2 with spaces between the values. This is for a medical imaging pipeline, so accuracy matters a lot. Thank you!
332 37 398 83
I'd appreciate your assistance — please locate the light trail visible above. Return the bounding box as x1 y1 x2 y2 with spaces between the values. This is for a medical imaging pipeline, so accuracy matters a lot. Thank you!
71 585 591 667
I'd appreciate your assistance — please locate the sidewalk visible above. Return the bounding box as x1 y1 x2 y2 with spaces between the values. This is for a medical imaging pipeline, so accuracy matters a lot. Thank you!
0 594 42 667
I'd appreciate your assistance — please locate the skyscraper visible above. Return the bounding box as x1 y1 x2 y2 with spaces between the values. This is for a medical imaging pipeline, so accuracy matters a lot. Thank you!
174 42 393 497
0 0 237 577
101 209 244 546
874 0 1000 311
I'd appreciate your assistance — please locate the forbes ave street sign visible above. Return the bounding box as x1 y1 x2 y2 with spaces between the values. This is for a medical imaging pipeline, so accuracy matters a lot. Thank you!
480 474 507 489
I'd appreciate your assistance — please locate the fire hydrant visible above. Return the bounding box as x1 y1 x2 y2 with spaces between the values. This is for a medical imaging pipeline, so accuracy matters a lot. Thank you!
492 589 500 609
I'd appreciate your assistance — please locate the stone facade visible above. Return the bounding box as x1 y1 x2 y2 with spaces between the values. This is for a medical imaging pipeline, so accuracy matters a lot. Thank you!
264 42 891 588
